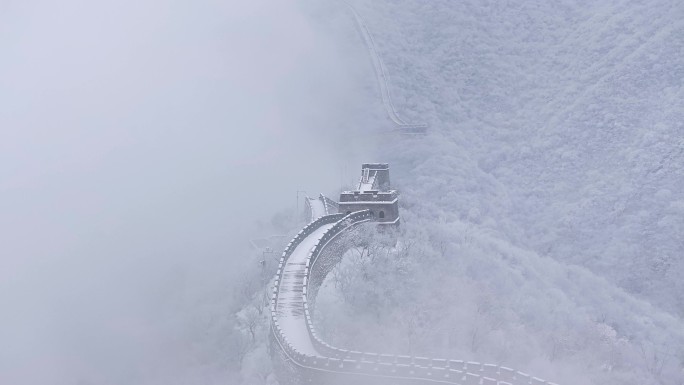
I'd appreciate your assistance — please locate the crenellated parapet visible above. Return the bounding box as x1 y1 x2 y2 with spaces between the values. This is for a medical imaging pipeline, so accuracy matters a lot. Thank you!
270 163 558 385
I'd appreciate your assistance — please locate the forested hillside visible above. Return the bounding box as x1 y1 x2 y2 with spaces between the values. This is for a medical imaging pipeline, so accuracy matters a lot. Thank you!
4 1 681 384
313 1 684 384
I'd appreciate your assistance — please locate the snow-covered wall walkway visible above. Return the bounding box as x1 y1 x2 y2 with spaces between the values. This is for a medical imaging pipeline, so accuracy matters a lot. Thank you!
271 208 560 385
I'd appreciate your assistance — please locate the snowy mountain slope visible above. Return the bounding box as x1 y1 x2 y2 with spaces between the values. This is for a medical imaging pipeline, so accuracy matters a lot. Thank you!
349 0 684 315
310 1 683 384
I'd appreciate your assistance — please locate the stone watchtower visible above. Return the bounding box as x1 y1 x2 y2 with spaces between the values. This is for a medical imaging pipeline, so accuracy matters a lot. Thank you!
338 163 399 225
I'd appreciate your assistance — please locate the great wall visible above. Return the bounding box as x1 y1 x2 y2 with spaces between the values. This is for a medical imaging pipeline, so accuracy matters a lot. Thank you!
269 164 559 385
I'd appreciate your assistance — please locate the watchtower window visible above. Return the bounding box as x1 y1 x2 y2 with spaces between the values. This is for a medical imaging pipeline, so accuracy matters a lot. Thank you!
379 211 385 219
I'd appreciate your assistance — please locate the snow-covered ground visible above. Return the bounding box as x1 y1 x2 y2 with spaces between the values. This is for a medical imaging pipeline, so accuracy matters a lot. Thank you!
5 0 680 383
311 1 684 384
348 0 684 314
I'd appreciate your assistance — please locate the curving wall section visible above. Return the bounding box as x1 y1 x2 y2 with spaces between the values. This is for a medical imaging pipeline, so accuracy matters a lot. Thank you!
343 1 428 133
305 194 333 222
270 210 560 385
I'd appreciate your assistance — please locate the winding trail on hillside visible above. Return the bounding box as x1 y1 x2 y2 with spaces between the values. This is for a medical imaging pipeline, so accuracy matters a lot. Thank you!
342 1 428 133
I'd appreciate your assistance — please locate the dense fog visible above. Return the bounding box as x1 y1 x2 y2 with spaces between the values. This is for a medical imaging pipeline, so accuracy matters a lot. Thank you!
1 0 371 383
2 1 683 385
